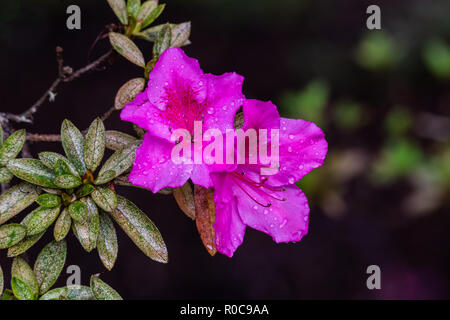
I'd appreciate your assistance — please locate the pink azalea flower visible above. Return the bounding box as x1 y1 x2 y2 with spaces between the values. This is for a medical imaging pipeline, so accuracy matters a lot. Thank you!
211 99 328 257
121 48 245 192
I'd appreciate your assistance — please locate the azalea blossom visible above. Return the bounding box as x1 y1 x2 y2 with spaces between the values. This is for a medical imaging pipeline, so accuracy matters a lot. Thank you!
211 99 328 257
121 48 245 192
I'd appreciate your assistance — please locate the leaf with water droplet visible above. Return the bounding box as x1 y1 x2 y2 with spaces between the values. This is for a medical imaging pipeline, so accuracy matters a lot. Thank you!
97 211 118 270
194 185 216 256
90 275 122 300
68 201 87 222
34 240 67 295
61 119 86 177
173 182 195 220
54 174 82 189
84 118 106 172
109 195 168 263
7 212 46 257
109 32 145 68
38 152 79 177
36 193 61 208
7 159 57 188
0 129 26 166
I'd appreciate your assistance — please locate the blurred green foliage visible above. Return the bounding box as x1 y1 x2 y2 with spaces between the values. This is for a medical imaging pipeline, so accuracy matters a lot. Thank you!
423 39 450 79
355 32 397 71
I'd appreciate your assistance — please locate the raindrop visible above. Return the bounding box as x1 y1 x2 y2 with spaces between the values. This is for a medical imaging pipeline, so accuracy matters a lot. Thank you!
279 219 288 228
289 134 295 140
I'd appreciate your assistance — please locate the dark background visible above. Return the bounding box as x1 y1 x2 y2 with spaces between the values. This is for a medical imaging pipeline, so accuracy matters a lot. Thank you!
1 0 450 299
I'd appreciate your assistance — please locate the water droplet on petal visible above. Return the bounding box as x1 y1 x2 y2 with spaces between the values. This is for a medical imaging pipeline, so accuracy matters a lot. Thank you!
288 146 293 152
289 134 295 140
280 219 288 228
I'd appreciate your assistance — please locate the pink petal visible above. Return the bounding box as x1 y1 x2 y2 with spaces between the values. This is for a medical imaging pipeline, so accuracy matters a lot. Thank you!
214 199 246 258
266 118 328 186
236 184 309 243
203 73 245 133
128 133 192 193
242 99 280 133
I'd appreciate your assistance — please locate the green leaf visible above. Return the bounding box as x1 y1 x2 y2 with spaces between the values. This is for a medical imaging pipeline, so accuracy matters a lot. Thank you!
137 1 157 23
54 208 71 241
127 0 141 18
109 32 145 68
107 0 128 25
105 130 139 151
0 224 26 249
72 197 99 252
39 152 79 177
95 141 140 185
97 211 118 270
0 182 40 225
90 276 122 300
26 206 61 236
54 159 72 176
0 129 26 166
7 158 57 188
114 78 145 110
423 39 450 79
36 193 61 208
54 174 82 189
11 257 39 300
68 201 87 222
91 186 117 213
0 264 3 296
142 3 165 29
61 119 86 177
1 289 16 300
7 213 46 257
84 118 106 172
170 22 191 48
110 195 168 263
0 167 13 184
0 123 3 146
153 23 171 58
34 240 67 295
76 184 95 198
39 285 94 300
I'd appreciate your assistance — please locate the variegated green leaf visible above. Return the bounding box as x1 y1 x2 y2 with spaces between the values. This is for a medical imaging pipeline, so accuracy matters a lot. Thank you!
97 211 118 270
54 208 71 241
7 159 57 188
68 201 87 222
0 264 3 296
7 213 46 257
0 182 40 225
54 174 82 189
26 206 61 236
141 3 165 29
0 167 13 184
107 0 128 25
105 130 139 151
39 285 94 300
34 240 67 295
11 257 39 300
38 152 79 177
0 123 3 146
36 193 61 208
153 23 171 57
90 276 122 300
136 1 157 26
76 184 95 198
84 118 106 172
0 129 26 166
114 78 145 110
95 141 140 185
127 0 141 18
109 32 145 67
91 186 117 213
61 119 86 177
72 197 99 252
170 21 191 48
0 224 26 249
110 195 167 263
54 159 72 176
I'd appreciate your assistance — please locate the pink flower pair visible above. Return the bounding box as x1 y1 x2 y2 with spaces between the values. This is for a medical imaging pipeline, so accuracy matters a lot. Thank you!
121 48 328 257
